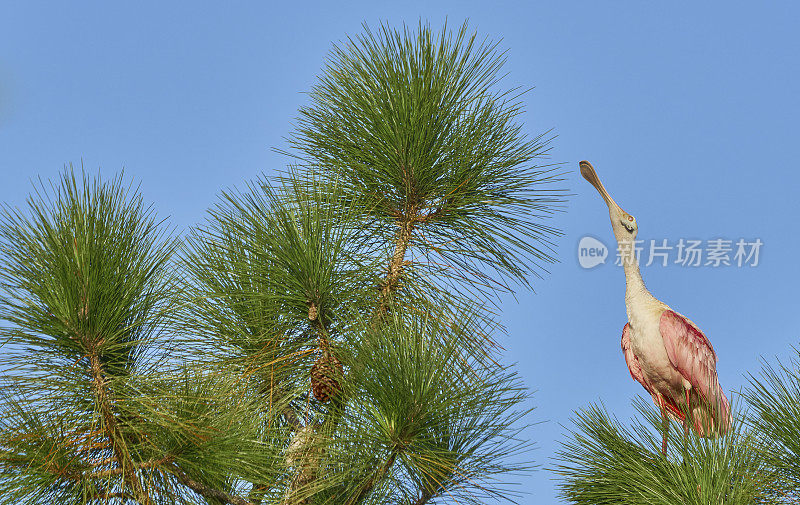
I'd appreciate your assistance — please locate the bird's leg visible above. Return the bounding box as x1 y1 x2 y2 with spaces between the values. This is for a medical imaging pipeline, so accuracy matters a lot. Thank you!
658 395 669 456
684 388 691 438
680 389 693 468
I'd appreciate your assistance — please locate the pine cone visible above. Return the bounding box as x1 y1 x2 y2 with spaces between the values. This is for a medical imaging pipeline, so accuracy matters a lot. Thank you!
310 354 342 402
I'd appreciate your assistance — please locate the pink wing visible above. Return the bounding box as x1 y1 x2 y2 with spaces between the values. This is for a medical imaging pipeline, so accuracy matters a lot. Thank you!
622 323 686 421
660 310 731 426
621 324 653 394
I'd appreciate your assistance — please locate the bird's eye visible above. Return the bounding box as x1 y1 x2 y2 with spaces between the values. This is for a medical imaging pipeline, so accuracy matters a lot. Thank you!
627 216 634 222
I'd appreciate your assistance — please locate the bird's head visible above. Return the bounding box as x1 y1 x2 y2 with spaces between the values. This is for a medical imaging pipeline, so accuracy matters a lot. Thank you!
579 160 638 242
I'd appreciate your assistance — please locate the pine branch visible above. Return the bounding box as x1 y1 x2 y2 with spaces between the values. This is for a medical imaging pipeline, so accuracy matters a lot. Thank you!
171 464 256 505
745 349 800 500
87 350 155 505
554 398 775 505
379 216 415 311
410 491 433 505
281 405 303 433
86 456 172 480
345 449 399 505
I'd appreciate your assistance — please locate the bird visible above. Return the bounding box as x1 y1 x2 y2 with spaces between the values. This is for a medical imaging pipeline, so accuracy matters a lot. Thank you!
579 160 731 455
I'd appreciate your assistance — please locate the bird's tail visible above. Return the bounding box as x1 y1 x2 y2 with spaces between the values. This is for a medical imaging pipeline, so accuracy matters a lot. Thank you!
691 386 732 437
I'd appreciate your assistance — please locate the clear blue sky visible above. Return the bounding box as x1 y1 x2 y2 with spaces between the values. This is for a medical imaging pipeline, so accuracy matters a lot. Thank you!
2 2 799 503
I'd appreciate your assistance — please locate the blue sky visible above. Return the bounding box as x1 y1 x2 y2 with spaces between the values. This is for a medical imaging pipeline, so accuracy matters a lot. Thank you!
2 2 799 503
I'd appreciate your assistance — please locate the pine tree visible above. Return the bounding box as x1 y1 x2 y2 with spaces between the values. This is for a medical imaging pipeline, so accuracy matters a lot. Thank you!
553 349 800 505
0 21 565 504
743 349 800 503
553 398 780 505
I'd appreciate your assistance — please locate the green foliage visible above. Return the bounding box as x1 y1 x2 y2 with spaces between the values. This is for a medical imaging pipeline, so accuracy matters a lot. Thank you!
0 169 178 503
0 20 564 505
745 349 800 501
0 170 278 504
287 20 565 297
554 398 778 505
181 173 538 503
183 174 375 379
0 170 178 380
338 306 533 504
553 348 800 505
192 175 374 329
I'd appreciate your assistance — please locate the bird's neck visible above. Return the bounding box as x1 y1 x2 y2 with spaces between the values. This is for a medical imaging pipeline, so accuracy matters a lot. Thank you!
618 239 651 303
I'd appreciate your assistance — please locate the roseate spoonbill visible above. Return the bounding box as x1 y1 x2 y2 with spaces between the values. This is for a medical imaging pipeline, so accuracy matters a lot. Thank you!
579 160 731 455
